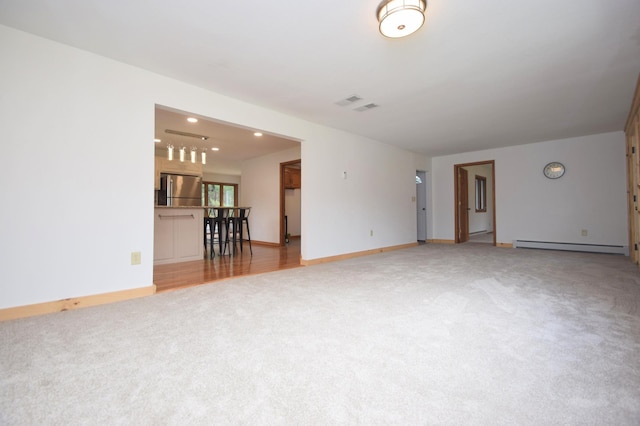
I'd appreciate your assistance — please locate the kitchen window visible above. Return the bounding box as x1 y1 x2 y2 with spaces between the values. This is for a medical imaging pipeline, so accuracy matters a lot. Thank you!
202 182 238 207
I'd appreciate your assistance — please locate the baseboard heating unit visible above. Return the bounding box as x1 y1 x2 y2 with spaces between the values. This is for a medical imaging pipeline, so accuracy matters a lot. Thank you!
513 240 628 256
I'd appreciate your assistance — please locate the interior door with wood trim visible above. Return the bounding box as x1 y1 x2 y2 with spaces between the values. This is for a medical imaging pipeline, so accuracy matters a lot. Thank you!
626 74 640 266
628 121 640 264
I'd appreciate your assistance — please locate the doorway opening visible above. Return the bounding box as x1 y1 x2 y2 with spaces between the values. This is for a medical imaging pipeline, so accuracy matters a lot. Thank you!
153 104 302 290
454 161 496 245
280 160 302 246
416 170 428 242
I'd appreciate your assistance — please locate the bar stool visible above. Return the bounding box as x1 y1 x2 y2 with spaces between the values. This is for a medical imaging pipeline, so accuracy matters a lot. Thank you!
204 214 213 258
211 207 231 258
226 207 252 255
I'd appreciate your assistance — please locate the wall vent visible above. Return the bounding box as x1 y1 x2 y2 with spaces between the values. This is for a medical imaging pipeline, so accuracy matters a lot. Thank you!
513 240 628 256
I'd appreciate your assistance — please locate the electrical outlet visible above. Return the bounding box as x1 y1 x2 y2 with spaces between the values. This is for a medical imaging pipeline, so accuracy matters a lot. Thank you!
131 251 141 265
581 229 588 237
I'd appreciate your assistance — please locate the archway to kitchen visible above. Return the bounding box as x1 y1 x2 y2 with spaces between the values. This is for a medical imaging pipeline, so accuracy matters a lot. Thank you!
153 105 303 292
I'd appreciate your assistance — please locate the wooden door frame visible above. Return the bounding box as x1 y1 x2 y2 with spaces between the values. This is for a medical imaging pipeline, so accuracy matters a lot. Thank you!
454 160 496 245
458 168 470 243
279 159 301 246
625 74 640 265
626 134 636 263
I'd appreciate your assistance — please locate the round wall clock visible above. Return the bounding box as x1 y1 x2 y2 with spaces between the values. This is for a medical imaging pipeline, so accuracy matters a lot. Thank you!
543 162 565 179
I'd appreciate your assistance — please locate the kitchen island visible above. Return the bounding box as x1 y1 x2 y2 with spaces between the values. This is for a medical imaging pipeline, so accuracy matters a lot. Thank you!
154 206 204 265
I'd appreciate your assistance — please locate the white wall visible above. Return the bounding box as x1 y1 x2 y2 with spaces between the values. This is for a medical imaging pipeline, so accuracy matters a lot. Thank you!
240 146 301 243
0 25 420 309
1 26 155 309
285 189 302 237
302 132 417 259
432 132 627 246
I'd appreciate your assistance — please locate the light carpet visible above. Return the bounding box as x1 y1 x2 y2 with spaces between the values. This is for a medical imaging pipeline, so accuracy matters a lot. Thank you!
1 243 640 425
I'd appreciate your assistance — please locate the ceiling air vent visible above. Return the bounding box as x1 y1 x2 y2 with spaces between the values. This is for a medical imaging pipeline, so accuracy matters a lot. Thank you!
354 103 379 112
336 95 363 106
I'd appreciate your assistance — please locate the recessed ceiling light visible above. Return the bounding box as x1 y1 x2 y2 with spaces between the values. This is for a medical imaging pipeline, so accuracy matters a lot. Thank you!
154 138 161 143
187 117 198 123
211 147 220 151
254 132 263 137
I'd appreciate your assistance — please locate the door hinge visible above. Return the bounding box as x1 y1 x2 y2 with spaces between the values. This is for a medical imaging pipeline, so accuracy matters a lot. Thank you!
635 243 638 251
633 147 636 154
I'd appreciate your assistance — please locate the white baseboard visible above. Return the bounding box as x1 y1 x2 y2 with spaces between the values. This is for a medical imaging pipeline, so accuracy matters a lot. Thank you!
513 240 628 256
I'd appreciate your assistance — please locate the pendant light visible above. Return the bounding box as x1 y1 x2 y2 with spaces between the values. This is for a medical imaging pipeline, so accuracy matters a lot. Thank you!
165 140 207 165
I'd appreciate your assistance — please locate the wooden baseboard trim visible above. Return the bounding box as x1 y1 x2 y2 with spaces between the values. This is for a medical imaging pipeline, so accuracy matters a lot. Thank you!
251 238 300 248
300 242 418 266
428 239 456 244
496 242 513 248
0 285 156 322
250 240 281 247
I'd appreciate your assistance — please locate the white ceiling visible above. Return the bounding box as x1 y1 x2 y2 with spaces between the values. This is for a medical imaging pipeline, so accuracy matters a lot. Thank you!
1 0 639 159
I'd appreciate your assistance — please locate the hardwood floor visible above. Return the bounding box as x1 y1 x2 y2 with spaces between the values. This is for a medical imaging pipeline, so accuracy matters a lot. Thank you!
153 238 301 293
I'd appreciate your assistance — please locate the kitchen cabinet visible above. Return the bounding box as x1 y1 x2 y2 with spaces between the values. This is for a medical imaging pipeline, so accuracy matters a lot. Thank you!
284 167 301 189
154 207 203 264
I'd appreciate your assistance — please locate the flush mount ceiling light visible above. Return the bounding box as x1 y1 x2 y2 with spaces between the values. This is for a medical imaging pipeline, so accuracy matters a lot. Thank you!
377 0 427 38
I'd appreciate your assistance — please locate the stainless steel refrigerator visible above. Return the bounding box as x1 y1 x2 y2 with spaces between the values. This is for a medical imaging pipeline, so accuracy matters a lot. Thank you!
160 174 202 206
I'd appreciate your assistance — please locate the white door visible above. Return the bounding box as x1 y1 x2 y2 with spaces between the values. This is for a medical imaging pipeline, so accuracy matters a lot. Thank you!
416 170 427 241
